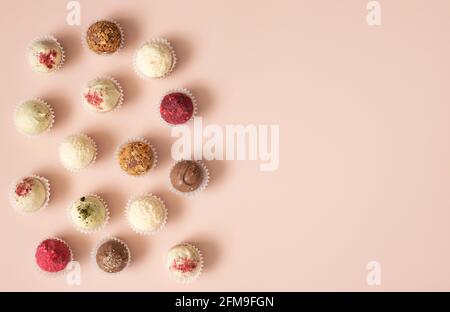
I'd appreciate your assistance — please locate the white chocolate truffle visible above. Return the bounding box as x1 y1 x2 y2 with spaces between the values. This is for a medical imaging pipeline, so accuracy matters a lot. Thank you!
127 195 166 233
167 243 203 282
70 195 107 232
12 177 47 213
28 38 63 73
59 134 96 170
83 78 121 113
15 100 53 135
135 41 174 78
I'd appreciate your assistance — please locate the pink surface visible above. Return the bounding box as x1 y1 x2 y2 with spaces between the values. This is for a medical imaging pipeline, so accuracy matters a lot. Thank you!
1 0 450 291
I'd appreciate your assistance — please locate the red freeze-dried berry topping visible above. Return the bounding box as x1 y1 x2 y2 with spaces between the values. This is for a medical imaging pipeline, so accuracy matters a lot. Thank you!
160 92 194 125
85 91 103 107
15 177 34 197
171 257 198 273
38 49 58 69
35 239 71 273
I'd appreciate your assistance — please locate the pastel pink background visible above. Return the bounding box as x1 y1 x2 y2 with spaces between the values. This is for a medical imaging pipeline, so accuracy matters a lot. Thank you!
1 0 450 291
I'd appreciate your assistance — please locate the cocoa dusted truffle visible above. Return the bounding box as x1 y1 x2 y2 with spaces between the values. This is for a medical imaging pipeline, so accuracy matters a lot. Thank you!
95 238 130 273
86 20 123 54
170 160 204 193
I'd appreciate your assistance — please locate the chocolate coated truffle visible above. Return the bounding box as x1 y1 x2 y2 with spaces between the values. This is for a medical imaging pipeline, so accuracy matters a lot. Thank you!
95 238 130 273
118 141 155 176
170 160 204 193
86 21 122 54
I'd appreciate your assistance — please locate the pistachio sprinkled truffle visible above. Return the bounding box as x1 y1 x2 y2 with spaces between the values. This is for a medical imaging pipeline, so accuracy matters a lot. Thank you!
28 37 63 73
117 140 155 176
15 100 53 135
170 160 204 193
95 238 130 273
86 20 123 54
70 195 107 232
83 77 122 113
167 243 203 282
59 134 97 171
12 176 48 213
126 195 167 234
135 40 175 78
35 238 71 273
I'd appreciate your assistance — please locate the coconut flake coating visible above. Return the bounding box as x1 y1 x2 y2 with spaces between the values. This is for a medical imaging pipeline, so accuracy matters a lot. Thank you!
127 195 166 232
135 42 173 78
59 134 96 170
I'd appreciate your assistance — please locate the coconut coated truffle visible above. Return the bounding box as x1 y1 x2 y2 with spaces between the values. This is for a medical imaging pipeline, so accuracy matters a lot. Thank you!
127 195 166 233
59 134 96 170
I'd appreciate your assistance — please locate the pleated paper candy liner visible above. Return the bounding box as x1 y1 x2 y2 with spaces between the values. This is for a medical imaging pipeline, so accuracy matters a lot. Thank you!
168 160 209 197
114 137 158 177
59 133 98 172
81 76 124 114
14 98 55 137
158 88 197 128
34 237 74 278
10 174 51 216
133 38 177 80
27 35 65 73
81 19 125 55
125 193 168 235
91 237 131 274
167 243 204 283
67 194 110 234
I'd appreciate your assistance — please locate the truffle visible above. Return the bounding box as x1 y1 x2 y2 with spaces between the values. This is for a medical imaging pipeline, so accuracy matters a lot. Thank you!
126 195 167 234
35 238 71 273
28 37 63 73
167 243 203 282
59 134 97 171
170 160 204 193
15 100 53 135
86 20 123 54
160 91 195 125
117 140 155 176
12 176 48 213
135 40 175 78
83 77 122 113
95 238 130 273
70 195 108 232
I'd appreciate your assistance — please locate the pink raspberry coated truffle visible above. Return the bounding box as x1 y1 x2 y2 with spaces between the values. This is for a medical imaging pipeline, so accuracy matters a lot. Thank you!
35 239 71 273
160 92 194 125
